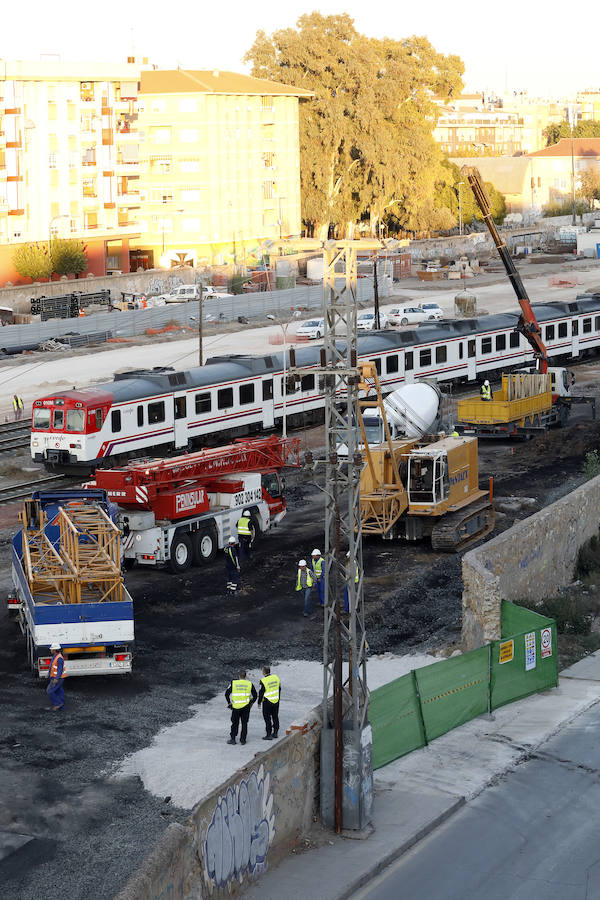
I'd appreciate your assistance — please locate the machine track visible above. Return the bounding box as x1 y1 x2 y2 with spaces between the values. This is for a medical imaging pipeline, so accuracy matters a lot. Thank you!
430 496 495 552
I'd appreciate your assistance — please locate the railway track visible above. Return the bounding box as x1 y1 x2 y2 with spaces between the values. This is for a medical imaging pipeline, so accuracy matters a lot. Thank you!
0 474 66 505
0 421 30 454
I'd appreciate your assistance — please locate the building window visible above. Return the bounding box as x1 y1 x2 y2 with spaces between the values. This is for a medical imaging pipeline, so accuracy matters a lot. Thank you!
180 158 200 173
148 401 165 423
152 99 167 114
263 151 274 168
150 156 172 173
179 98 198 113
481 337 492 354
583 317 592 334
151 187 173 204
111 410 122 432
218 387 233 409
558 322 568 338
181 189 201 203
263 181 275 200
496 334 506 351
239 384 255 406
386 355 399 374
180 128 199 143
49 153 57 169
509 331 520 348
435 346 447 364
261 96 273 111
152 127 171 145
419 349 431 367
545 324 555 341
195 393 211 414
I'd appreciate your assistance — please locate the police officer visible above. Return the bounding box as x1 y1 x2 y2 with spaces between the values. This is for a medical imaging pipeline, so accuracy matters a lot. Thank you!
225 669 257 745
225 536 241 595
480 380 492 401
311 549 325 607
47 642 66 711
236 509 253 563
344 551 360 613
258 665 281 741
295 559 314 617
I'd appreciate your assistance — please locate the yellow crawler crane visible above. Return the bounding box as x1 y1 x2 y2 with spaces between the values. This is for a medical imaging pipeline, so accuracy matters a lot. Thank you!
358 363 495 551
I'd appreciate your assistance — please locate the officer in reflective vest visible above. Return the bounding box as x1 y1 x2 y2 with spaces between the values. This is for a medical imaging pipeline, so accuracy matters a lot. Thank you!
344 551 360 613
296 559 314 617
225 669 257 745
311 548 325 607
480 380 492 401
236 509 253 564
225 537 241 595
258 665 281 741
47 642 66 711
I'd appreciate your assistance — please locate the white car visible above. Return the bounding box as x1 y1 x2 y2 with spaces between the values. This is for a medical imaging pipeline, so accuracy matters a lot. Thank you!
357 311 388 331
419 303 444 319
203 286 234 300
387 304 439 326
296 317 325 340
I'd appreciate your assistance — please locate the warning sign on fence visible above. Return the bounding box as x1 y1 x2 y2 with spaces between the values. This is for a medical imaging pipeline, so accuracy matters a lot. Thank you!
525 632 536 671
541 627 553 659
499 640 514 664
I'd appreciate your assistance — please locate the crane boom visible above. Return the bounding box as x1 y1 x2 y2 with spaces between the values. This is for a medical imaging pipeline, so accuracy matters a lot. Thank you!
461 165 548 373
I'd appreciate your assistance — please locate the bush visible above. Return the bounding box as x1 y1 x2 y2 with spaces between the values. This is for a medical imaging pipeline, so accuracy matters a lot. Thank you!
542 201 589 218
50 238 88 277
12 242 53 281
532 594 593 635
577 534 600 578
582 450 600 481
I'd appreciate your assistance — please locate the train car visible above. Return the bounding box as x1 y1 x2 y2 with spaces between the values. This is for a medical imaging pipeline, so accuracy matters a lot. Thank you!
30 295 600 468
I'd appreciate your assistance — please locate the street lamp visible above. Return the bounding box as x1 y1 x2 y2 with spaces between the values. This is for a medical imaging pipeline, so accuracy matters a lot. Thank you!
458 181 465 236
568 104 578 226
267 312 298 438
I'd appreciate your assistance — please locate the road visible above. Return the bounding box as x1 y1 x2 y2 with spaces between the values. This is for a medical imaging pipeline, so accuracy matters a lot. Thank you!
352 699 600 900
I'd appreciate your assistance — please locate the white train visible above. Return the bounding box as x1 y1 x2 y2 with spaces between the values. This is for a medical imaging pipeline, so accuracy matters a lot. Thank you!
30 295 600 467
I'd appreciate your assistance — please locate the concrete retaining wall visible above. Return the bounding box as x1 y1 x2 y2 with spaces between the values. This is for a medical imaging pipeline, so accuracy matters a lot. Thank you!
462 475 600 649
115 710 321 900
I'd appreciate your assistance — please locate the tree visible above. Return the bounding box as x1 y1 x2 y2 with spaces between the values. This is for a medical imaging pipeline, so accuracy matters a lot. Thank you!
544 119 600 146
12 242 53 281
432 160 505 227
577 166 600 208
244 13 464 236
50 238 88 277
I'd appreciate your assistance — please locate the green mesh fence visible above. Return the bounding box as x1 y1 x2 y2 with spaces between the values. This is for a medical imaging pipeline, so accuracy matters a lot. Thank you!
371 601 558 770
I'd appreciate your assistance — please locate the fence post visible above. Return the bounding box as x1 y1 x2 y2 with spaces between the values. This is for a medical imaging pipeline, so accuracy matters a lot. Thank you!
412 669 428 746
487 642 495 720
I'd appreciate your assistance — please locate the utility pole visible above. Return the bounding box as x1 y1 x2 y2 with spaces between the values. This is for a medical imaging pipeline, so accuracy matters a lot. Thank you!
568 104 577 226
373 251 380 330
198 284 203 367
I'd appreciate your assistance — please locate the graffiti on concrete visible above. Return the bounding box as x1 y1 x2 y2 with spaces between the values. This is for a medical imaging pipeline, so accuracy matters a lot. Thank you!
147 274 184 295
202 764 275 891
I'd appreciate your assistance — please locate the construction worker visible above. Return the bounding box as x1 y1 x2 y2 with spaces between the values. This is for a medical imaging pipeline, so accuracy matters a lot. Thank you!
258 665 281 741
225 536 241 595
12 394 23 421
311 548 325 607
236 509 253 564
480 380 493 401
225 669 257 745
344 551 360 613
296 559 314 617
46 642 66 711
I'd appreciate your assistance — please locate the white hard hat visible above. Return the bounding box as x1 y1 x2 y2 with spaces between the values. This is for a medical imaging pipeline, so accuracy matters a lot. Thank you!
346 551 351 558
484 380 490 386
311 549 321 556
50 641 61 651
243 510 251 517
299 559 307 566
228 537 237 544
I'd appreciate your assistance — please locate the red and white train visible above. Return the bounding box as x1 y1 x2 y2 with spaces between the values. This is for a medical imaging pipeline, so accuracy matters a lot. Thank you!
30 295 600 468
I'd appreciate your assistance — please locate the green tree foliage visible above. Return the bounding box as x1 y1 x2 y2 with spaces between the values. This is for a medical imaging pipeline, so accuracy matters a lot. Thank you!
432 161 505 226
544 119 600 146
577 166 600 208
244 13 464 235
49 238 88 277
12 242 53 281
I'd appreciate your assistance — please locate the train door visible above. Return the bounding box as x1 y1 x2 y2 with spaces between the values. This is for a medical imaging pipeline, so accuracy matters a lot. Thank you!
571 318 580 358
173 393 188 448
262 378 274 429
466 339 477 381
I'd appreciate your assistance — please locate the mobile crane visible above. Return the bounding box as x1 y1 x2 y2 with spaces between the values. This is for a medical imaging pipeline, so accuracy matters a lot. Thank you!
88 435 300 573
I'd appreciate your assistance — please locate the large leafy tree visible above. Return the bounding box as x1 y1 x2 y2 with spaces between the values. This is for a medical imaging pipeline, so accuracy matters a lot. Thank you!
12 242 53 281
434 161 506 226
577 166 600 208
544 119 600 146
50 238 88 277
244 13 464 236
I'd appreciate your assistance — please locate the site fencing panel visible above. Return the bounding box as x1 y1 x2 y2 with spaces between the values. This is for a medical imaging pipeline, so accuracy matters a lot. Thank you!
371 601 558 770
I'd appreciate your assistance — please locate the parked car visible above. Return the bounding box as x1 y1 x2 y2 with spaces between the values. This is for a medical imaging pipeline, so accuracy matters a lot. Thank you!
296 317 325 340
357 311 388 331
387 304 441 326
202 286 234 300
419 302 444 319
162 284 234 303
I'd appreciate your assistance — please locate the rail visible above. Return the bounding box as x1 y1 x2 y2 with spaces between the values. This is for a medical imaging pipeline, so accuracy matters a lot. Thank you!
0 474 65 505
0 421 30 453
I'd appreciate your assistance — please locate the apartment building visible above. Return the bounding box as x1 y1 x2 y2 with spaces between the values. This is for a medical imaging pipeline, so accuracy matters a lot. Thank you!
578 90 600 122
134 69 312 267
0 59 145 285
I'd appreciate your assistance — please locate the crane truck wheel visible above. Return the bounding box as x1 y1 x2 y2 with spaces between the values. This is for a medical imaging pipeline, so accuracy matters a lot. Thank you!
193 526 218 565
249 514 261 549
168 533 193 574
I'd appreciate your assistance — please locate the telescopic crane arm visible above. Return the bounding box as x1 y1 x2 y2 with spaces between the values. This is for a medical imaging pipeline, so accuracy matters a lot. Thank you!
461 165 548 374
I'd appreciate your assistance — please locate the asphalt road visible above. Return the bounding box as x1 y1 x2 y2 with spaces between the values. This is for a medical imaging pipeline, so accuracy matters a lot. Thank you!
353 700 600 900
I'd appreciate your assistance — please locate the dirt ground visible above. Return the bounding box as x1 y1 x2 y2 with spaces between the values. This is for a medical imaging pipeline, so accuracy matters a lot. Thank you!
1 359 600 897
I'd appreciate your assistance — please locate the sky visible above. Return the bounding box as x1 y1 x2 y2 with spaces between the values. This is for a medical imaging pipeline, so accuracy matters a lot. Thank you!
3 0 597 98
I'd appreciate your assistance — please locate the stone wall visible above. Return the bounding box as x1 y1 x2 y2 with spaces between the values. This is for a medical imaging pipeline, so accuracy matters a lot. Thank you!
115 710 321 900
462 475 600 649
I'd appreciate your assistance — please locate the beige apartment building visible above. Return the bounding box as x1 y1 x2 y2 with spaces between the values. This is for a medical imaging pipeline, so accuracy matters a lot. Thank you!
0 58 148 284
134 69 312 268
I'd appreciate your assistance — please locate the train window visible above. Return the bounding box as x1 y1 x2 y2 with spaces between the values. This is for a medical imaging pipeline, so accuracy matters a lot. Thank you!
545 325 555 342
53 410 64 429
33 408 51 430
458 343 464 360
195 393 211 414
583 317 592 334
405 351 414 371
596 316 600 331
240 384 255 406
148 401 165 423
137 405 144 426
95 409 103 429
301 373 315 391
558 322 568 338
66 409 85 431
481 337 492 354
262 380 273 401
572 320 579 336
510 332 520 348
111 410 122 432
374 358 382 375
435 346 447 363
496 334 506 351
468 340 476 358
419 349 431 367
174 396 186 419
285 375 297 395
386 355 399 374
218 388 233 409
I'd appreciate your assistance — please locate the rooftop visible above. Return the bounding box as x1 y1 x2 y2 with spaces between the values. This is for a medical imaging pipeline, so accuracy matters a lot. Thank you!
529 138 600 158
140 69 313 98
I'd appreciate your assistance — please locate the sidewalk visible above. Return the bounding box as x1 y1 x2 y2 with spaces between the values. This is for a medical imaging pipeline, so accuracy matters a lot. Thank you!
241 651 600 900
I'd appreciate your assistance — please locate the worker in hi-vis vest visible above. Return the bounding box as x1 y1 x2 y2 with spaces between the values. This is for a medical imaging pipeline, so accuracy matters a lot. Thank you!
47 642 66 711
480 380 493 401
310 548 325 607
258 665 281 741
225 669 257 745
295 559 314 617
344 552 360 613
236 509 253 564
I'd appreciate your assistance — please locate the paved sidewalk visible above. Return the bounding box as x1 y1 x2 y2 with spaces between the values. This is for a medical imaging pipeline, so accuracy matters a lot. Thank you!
242 651 600 900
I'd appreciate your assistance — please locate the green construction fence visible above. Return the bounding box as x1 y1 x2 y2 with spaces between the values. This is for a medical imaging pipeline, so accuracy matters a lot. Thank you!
371 601 558 770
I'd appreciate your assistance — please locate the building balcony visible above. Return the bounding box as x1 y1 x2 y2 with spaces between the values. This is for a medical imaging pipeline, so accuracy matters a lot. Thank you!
8 208 24 216
4 107 21 116
116 158 140 174
6 139 21 149
117 192 140 206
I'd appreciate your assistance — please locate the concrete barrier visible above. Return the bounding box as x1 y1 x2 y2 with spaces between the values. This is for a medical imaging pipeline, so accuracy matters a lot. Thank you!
462 475 600 649
115 709 321 899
